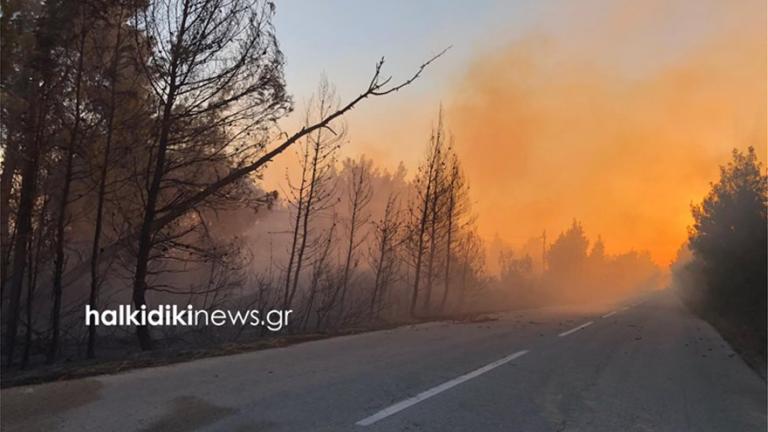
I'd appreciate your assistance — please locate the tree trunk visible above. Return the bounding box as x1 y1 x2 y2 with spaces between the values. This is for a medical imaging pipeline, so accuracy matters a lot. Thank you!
422 146 443 314
337 204 358 321
48 25 87 363
22 196 47 368
0 142 18 296
287 133 323 311
440 167 457 312
283 146 308 310
3 138 39 365
302 224 334 331
88 13 123 358
132 94 175 351
370 234 387 318
130 1 189 350
411 126 442 317
410 186 430 317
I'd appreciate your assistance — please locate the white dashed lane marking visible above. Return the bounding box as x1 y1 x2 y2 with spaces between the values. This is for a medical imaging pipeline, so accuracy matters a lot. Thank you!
558 321 594 337
356 350 530 426
356 302 633 426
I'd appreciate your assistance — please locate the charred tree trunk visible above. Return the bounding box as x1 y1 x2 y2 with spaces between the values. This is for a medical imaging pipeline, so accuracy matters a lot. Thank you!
410 167 433 317
302 220 335 331
370 239 387 317
22 196 47 368
423 181 440 313
338 206 358 320
338 159 371 323
0 0 20 298
4 133 40 365
132 102 174 351
422 130 443 314
410 116 445 317
370 195 399 318
440 165 458 312
48 25 87 363
131 0 189 350
87 11 124 359
21 206 42 369
0 142 18 296
283 145 309 311
287 132 322 311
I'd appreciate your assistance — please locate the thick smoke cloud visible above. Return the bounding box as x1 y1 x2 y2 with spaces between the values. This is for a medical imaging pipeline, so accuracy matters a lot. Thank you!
447 0 765 265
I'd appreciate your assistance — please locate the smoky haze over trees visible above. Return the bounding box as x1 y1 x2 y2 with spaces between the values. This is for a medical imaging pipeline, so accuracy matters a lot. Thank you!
1 0 663 372
673 147 767 374
488 220 661 310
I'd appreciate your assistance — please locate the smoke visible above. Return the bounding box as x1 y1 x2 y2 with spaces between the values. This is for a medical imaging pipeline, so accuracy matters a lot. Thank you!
446 0 766 265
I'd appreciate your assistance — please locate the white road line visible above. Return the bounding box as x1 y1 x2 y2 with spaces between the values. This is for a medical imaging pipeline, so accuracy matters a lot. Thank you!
601 311 617 318
355 350 529 426
558 321 593 337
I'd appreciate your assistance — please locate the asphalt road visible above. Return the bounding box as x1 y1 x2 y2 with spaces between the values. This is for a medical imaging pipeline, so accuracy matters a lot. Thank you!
2 290 765 431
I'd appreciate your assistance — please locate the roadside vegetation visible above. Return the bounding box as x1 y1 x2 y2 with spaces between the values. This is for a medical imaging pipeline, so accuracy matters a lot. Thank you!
673 147 767 377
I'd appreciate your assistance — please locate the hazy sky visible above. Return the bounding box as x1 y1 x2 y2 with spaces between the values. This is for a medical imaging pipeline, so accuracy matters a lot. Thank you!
268 0 766 265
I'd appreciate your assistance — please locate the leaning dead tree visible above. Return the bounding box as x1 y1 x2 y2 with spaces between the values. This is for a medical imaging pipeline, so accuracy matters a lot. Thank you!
19 0 445 352
128 65 446 345
55 47 447 301
128 0 295 350
1 0 448 362
123 0 446 349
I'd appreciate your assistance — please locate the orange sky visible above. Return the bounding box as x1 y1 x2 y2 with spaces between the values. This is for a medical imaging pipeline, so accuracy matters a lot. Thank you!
266 0 766 266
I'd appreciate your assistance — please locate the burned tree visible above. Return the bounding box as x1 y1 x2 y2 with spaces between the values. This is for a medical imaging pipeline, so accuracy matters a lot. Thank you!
129 0 291 349
1 0 82 364
48 5 89 363
336 156 373 322
86 0 142 359
283 79 342 313
456 227 485 310
407 112 447 316
301 214 337 331
439 150 470 312
1 0 445 357
368 193 403 318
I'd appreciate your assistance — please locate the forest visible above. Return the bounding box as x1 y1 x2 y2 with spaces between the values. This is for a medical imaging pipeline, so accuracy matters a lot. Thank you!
0 0 661 372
